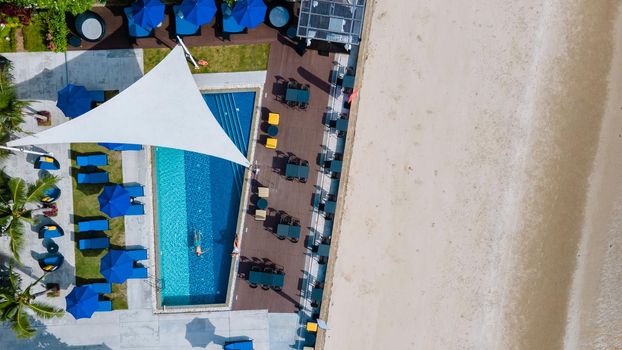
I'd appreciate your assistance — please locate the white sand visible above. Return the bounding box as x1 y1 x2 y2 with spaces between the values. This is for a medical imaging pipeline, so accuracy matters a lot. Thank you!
320 0 622 349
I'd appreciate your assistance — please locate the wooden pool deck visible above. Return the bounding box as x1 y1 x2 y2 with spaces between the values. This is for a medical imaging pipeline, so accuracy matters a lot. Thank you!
77 6 334 313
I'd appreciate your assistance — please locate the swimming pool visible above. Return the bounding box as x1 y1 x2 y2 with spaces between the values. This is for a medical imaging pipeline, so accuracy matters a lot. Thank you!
154 91 254 306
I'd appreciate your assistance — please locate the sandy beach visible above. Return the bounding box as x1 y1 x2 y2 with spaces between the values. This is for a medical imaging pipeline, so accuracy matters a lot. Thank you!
319 0 622 349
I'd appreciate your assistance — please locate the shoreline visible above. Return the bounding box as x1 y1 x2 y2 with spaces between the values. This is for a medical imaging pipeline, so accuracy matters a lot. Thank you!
320 0 622 349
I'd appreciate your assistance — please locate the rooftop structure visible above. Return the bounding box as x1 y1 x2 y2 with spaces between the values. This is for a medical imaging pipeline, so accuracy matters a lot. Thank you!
297 0 366 48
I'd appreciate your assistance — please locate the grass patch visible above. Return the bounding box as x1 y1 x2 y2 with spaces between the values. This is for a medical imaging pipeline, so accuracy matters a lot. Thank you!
0 28 16 53
22 13 47 52
71 143 128 310
143 43 271 74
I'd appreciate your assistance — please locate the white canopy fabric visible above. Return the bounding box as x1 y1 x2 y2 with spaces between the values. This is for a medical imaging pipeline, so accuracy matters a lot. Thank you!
9 46 250 167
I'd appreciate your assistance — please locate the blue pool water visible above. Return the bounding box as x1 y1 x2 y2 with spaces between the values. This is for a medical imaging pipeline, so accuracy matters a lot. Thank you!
155 91 255 306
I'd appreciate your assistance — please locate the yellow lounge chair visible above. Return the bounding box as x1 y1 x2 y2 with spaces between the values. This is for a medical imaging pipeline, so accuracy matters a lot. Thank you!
255 209 267 221
258 187 270 198
268 112 280 125
265 137 277 149
306 322 318 333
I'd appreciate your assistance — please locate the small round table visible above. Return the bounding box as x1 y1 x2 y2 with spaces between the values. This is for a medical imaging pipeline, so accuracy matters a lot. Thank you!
269 6 290 29
256 198 268 210
75 11 106 42
267 125 279 137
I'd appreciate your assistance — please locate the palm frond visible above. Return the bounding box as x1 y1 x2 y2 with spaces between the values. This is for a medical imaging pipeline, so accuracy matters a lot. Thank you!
7 266 21 292
28 302 64 320
25 174 58 204
23 274 46 296
12 307 35 339
7 177 26 210
6 220 24 262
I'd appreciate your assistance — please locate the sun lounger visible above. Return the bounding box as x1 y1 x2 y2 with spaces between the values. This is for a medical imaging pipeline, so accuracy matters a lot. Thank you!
123 185 144 198
268 112 280 125
224 340 254 350
97 300 112 312
129 267 148 279
76 154 108 167
126 249 148 261
38 254 64 272
125 203 144 216
258 187 270 198
77 219 109 232
78 237 109 250
39 225 64 238
77 172 108 184
86 282 112 294
34 156 60 170
255 209 267 221
265 137 277 149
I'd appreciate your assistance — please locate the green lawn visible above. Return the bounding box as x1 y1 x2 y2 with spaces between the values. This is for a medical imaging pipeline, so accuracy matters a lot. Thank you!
71 143 128 310
143 43 271 74
22 13 47 52
0 28 16 53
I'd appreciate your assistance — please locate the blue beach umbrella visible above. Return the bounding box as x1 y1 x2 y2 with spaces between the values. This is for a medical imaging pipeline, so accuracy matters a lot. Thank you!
181 0 217 26
65 286 99 319
132 0 165 30
232 0 267 29
56 84 92 118
100 249 134 283
98 185 131 218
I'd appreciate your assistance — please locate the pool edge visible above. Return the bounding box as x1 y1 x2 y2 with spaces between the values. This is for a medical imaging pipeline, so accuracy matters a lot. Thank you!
151 86 263 314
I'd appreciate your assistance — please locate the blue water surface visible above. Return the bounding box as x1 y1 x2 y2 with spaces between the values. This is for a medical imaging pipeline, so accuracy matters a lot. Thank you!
155 91 254 306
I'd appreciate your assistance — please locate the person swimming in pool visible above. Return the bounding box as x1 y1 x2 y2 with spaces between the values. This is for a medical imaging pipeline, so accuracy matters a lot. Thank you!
194 230 205 256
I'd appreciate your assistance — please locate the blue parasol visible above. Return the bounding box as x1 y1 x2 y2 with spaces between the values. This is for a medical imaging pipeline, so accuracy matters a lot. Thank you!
180 0 217 26
132 0 165 30
65 286 99 319
100 249 134 284
56 84 92 118
98 185 131 218
232 0 267 29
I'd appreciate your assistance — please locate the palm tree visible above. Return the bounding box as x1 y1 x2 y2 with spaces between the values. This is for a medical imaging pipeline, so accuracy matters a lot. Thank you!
0 61 27 143
0 265 64 339
0 174 58 262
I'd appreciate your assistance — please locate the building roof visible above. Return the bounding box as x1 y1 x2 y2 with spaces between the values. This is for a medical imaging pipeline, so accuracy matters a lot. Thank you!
297 0 366 47
8 46 250 167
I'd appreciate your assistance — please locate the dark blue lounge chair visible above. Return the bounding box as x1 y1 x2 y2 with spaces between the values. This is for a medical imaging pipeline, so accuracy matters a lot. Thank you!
77 172 108 184
39 225 64 238
34 156 60 170
123 185 144 198
125 203 144 216
124 7 152 38
41 187 61 204
38 254 64 272
78 237 109 250
130 267 148 279
224 340 254 350
89 90 105 103
97 300 112 312
76 154 108 167
174 5 200 36
77 219 109 232
126 249 148 261
86 282 112 294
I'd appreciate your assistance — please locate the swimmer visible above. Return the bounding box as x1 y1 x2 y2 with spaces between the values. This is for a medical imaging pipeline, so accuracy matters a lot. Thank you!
194 230 205 256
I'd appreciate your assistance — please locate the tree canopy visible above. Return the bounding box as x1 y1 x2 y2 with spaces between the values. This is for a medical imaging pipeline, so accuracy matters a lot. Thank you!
8 0 96 15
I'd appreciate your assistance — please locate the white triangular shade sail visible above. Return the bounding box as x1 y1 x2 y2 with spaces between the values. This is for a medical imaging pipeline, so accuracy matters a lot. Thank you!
9 46 250 167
